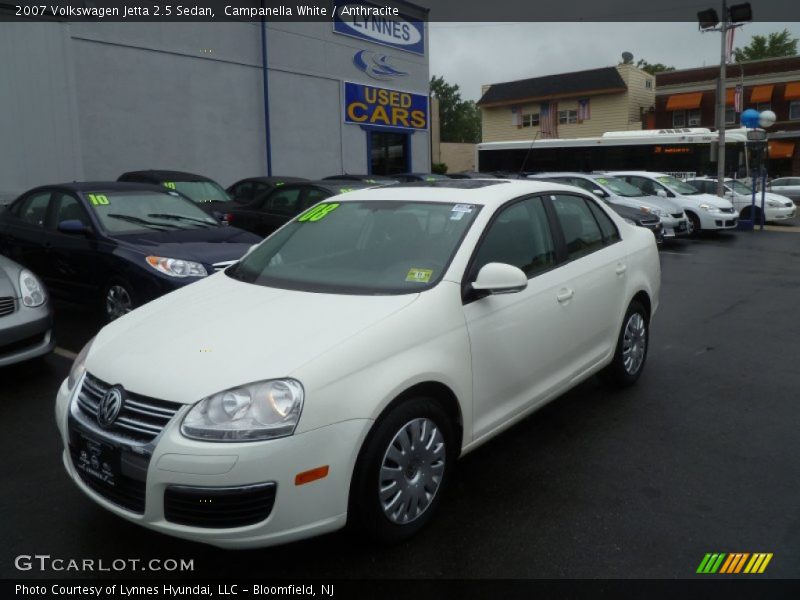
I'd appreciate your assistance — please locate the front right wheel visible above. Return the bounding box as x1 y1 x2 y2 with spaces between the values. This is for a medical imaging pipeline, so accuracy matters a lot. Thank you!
600 300 649 388
349 397 456 544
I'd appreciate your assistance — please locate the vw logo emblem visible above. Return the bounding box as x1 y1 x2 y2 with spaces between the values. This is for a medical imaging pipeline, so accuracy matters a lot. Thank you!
97 387 124 428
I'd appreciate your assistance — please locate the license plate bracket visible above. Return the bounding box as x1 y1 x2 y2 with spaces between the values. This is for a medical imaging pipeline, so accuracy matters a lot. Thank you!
74 431 120 487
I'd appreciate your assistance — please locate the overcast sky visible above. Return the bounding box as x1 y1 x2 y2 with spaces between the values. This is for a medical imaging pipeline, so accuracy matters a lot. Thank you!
429 22 800 101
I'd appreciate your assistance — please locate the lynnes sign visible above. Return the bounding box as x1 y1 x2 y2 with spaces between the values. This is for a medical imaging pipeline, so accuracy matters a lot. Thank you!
334 3 425 56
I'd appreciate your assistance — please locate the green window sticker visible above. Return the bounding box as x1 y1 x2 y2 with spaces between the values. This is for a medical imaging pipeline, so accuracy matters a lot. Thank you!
406 268 433 283
298 202 340 222
425 176 437 181
163 181 177 189
338 188 355 194
595 178 609 185
87 193 109 206
275 182 285 186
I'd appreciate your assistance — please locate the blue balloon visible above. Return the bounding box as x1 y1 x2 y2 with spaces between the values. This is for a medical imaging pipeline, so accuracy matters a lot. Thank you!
740 109 760 128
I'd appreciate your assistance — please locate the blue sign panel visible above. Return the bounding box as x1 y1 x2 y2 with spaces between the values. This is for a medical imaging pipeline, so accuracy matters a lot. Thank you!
334 3 425 56
344 82 428 131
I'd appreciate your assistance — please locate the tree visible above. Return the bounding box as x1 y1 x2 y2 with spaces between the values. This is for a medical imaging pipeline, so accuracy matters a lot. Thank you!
430 75 481 144
634 59 675 75
733 29 798 62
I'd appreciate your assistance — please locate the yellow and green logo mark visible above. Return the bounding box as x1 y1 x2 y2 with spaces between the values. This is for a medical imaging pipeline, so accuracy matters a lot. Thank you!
697 553 773 574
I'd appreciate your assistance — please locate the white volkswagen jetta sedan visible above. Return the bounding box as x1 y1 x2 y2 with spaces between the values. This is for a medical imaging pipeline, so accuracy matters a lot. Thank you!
55 180 660 548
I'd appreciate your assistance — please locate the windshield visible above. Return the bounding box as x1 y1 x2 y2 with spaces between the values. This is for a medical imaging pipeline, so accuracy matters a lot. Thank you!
86 191 220 233
227 200 480 294
655 175 701 195
592 176 645 197
728 180 752 194
167 181 231 204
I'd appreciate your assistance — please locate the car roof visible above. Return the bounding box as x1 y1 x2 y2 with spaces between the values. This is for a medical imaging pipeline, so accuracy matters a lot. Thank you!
605 171 671 177
119 170 214 183
322 174 398 182
27 181 171 194
328 179 591 208
234 176 307 185
529 172 611 179
305 180 382 192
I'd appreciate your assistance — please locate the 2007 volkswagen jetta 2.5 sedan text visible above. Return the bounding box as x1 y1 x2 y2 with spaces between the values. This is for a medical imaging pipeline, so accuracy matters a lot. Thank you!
55 179 660 548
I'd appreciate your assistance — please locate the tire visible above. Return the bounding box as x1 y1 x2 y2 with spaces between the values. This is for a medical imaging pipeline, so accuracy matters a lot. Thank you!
349 397 456 544
686 212 701 237
102 279 136 322
600 300 649 388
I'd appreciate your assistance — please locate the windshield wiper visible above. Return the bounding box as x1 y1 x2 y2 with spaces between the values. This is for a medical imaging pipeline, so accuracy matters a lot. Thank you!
107 213 182 230
147 213 217 228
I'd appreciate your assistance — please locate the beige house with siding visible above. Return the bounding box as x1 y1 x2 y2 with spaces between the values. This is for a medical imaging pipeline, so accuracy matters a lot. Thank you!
478 63 655 142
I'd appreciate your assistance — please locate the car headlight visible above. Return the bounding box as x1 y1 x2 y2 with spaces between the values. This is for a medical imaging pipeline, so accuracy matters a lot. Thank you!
146 256 207 278
640 206 667 218
19 269 46 307
699 204 721 213
67 337 95 392
181 379 304 442
766 199 782 207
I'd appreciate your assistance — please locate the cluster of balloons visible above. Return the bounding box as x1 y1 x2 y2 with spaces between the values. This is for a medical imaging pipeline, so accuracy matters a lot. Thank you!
740 108 776 128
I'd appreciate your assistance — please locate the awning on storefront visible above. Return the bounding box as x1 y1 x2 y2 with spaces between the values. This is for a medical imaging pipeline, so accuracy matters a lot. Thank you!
665 92 703 111
750 85 774 103
784 82 800 100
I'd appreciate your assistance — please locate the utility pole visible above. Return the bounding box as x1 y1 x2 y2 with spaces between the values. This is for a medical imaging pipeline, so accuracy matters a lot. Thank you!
715 0 728 198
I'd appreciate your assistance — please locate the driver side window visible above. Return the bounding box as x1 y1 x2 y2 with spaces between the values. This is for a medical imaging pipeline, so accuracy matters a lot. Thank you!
471 196 556 279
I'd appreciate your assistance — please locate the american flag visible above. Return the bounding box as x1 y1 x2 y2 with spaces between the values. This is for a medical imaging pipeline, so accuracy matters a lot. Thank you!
577 98 591 122
725 27 736 63
734 84 743 113
540 101 558 138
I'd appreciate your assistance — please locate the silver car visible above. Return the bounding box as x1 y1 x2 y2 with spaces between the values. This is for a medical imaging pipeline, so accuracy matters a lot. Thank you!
0 256 54 366
767 177 800 205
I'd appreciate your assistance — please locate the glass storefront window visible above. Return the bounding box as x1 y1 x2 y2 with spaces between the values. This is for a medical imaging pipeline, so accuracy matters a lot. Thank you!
370 132 409 175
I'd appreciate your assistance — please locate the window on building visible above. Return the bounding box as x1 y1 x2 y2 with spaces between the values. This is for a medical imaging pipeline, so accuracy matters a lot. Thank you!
521 113 540 127
645 80 653 89
757 102 772 113
687 109 701 126
558 109 578 125
672 110 686 128
370 131 408 175
790 101 800 121
725 106 737 125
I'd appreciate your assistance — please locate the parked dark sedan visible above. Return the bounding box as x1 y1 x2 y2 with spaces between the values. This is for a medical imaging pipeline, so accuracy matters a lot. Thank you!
322 174 399 184
0 182 261 321
227 176 308 204
225 180 378 238
118 170 233 220
394 173 451 182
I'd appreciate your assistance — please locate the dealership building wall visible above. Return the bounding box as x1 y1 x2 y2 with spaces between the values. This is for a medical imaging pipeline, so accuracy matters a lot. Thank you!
0 16 430 202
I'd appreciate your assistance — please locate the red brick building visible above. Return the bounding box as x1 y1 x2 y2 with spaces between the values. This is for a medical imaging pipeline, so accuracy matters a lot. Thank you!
654 56 800 176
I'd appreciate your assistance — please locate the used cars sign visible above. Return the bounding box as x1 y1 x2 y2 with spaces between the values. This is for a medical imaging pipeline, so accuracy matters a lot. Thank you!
344 82 428 130
333 3 425 56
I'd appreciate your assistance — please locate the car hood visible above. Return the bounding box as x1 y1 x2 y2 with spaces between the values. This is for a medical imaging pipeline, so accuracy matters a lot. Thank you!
114 226 262 265
612 194 682 214
765 192 794 204
683 193 734 209
87 274 420 404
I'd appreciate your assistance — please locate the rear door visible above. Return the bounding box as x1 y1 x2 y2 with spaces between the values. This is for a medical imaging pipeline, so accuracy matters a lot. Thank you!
255 185 307 236
0 190 52 279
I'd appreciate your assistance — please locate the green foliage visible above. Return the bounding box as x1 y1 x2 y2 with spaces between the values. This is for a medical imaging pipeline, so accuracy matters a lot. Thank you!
431 75 481 144
634 59 675 75
733 29 798 62
431 163 448 174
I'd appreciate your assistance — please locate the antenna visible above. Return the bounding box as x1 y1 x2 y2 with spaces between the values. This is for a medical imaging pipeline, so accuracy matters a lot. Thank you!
622 51 634 64
517 130 542 178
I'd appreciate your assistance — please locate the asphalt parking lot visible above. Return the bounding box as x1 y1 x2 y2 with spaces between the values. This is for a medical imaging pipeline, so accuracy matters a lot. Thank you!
2 226 799 580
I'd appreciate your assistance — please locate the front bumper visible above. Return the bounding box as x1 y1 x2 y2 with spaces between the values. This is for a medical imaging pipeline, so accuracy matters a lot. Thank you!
0 302 54 367
661 216 690 238
765 205 796 222
55 377 372 549
698 210 738 231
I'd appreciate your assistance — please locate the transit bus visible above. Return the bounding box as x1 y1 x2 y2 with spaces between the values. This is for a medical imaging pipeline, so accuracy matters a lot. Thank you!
476 128 751 180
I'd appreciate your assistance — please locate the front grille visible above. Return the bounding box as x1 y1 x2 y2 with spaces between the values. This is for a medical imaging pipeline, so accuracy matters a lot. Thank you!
68 442 147 514
213 260 237 272
77 374 183 444
164 483 277 528
0 296 16 318
671 213 683 218
640 218 660 226
725 219 737 226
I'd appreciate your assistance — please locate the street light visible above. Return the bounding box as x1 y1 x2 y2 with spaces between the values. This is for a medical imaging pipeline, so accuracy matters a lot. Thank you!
698 2 752 198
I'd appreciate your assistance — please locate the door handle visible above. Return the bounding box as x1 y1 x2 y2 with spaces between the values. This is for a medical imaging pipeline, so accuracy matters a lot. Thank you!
556 288 574 303
615 263 627 275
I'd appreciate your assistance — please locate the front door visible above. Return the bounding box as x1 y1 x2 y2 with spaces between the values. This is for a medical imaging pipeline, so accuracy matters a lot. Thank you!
370 131 409 175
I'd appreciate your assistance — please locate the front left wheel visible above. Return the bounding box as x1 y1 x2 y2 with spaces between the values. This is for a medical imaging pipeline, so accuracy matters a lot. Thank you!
349 397 456 544
103 280 137 322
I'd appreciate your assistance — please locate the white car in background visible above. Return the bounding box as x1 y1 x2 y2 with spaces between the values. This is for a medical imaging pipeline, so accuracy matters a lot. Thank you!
610 171 738 236
684 177 796 224
55 180 660 548
528 172 690 239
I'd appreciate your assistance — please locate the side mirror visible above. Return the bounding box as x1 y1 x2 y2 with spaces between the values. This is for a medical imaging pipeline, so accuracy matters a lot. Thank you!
592 189 607 198
472 263 527 295
655 189 667 198
57 219 90 235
